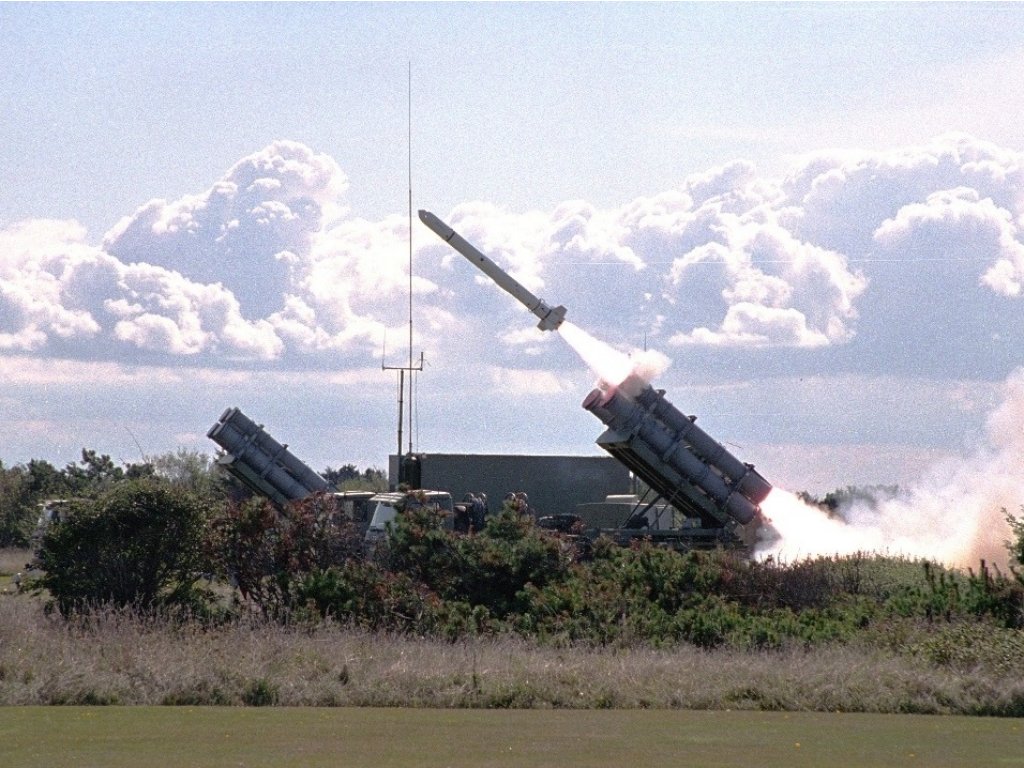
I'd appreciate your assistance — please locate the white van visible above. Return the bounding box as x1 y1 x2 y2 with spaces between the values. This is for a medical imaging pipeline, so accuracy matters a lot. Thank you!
363 490 454 546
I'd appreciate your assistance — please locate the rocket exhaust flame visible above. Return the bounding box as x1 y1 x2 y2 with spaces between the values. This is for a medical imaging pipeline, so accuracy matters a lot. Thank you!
556 321 635 389
557 321 673 397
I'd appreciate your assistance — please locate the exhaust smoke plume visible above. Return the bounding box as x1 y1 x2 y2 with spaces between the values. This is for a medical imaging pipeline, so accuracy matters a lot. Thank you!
759 367 1024 569
558 321 670 390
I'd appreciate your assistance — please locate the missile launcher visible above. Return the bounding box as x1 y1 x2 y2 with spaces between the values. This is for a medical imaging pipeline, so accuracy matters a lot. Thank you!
207 407 330 507
584 374 771 532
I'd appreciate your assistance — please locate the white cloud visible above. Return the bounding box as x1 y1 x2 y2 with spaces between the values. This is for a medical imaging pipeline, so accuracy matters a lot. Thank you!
446 202 554 293
487 366 571 396
0 143 426 364
550 200 644 270
874 186 1024 297
676 303 832 349
2 133 1023 380
662 208 867 348
0 219 106 349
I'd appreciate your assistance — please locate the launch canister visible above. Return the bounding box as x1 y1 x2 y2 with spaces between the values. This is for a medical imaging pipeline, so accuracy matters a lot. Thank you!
418 209 567 331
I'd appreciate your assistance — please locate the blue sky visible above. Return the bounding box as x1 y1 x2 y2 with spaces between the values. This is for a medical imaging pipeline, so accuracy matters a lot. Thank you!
7 3 1024 232
3 2 1024 503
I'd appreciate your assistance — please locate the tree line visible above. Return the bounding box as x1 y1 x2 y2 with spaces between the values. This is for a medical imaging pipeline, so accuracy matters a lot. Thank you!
0 449 384 548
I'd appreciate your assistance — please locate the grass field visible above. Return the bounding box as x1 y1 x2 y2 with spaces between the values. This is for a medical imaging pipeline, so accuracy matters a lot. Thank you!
1 707 1022 768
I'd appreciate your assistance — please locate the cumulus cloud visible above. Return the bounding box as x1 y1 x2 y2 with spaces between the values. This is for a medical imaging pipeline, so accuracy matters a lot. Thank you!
640 134 1024 355
664 216 867 348
2 133 1024 379
874 186 1024 297
0 219 105 351
488 366 571 396
0 142 420 364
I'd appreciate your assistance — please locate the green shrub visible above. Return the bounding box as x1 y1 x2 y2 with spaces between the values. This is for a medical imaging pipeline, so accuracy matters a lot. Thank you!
295 561 442 633
0 463 34 548
208 492 363 618
34 478 211 615
962 560 1024 629
451 510 571 617
907 622 1024 676
242 678 280 707
1006 507 1024 564
379 501 463 597
382 506 572 620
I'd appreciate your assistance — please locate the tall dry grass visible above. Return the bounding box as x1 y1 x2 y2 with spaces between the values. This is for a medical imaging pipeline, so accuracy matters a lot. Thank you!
0 548 32 577
2 594 1023 713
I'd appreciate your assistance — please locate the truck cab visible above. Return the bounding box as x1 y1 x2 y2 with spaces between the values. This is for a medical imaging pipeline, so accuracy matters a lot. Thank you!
329 490 377 533
363 490 455 546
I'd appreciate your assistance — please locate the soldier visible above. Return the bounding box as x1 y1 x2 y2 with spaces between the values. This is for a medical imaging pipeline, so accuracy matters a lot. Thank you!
516 491 533 519
505 491 533 518
504 491 521 515
454 494 473 533
470 493 487 532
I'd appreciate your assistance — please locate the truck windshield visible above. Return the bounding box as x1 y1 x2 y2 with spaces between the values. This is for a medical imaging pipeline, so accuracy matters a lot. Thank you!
367 494 452 532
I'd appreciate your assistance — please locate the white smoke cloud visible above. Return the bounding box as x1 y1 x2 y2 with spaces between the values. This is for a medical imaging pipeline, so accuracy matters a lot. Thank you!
759 367 1024 568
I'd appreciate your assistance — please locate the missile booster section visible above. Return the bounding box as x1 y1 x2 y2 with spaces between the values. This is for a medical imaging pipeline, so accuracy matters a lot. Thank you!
583 374 771 539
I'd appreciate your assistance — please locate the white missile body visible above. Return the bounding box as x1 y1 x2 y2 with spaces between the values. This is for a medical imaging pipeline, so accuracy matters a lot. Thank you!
419 209 567 331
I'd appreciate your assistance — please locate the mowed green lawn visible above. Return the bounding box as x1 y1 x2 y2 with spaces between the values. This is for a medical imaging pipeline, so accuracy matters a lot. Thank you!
1 707 1022 768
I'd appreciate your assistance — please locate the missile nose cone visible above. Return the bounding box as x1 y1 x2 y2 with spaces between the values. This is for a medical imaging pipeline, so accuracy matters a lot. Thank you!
418 210 455 240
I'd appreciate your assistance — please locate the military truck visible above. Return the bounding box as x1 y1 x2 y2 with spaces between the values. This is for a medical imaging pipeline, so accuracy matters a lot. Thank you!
362 489 455 549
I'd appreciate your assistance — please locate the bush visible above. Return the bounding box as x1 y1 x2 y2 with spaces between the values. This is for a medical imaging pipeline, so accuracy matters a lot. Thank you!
0 463 34 548
452 509 572 617
296 562 447 633
962 560 1024 629
242 678 280 706
33 478 211 614
208 492 364 618
907 622 1024 677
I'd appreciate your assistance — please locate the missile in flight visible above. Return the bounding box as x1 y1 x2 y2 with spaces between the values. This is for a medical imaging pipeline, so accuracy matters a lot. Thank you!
418 209 567 331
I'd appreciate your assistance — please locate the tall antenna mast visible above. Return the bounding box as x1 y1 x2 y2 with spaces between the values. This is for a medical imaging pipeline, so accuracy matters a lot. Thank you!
407 60 415 454
382 61 423 463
